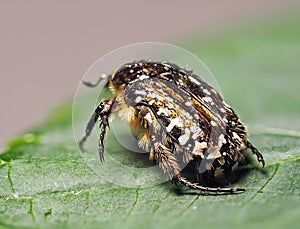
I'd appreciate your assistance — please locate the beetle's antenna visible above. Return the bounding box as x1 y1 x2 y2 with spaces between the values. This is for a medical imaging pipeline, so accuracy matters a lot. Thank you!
83 74 111 87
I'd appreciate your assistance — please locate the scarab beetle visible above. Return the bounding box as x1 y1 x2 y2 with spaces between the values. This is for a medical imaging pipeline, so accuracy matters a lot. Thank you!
79 60 265 193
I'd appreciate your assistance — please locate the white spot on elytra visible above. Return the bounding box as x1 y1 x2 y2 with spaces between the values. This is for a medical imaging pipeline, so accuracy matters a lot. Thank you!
166 117 183 132
157 107 171 116
135 90 147 95
189 76 201 85
144 112 153 123
192 141 207 157
166 97 174 103
149 100 155 105
207 149 221 159
206 134 224 159
178 128 191 145
211 120 217 127
203 97 213 103
149 93 164 101
149 93 155 98
232 132 239 139
192 133 198 140
139 74 149 80
218 134 225 147
178 134 189 145
157 88 167 95
167 102 175 109
135 96 142 103
185 101 192 106
203 88 211 95
220 108 226 113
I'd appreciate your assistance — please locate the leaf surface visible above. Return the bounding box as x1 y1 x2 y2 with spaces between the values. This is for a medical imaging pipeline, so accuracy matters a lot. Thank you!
1 13 300 229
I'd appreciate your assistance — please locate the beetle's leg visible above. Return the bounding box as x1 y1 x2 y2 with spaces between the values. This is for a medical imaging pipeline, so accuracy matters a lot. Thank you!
152 140 180 179
132 102 179 176
79 112 98 150
98 112 109 163
247 141 265 168
82 74 112 87
172 174 245 193
79 98 116 162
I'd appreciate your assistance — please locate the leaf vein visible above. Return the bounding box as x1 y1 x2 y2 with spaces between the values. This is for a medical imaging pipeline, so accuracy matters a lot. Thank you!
123 187 140 221
243 163 280 206
152 190 172 215
7 162 15 193
175 194 201 217
28 197 36 223
252 127 300 139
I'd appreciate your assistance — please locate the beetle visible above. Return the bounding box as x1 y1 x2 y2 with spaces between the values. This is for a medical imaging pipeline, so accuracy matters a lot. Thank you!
79 60 265 193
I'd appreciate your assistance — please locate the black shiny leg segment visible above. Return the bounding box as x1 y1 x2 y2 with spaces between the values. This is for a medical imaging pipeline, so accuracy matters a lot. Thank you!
172 175 245 193
247 141 265 168
79 98 116 162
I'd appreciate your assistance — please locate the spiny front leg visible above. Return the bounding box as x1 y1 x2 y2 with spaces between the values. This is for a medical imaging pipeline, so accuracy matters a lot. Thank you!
79 98 116 162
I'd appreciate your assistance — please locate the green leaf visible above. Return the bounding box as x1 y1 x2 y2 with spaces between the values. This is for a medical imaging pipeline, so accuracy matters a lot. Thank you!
1 13 300 229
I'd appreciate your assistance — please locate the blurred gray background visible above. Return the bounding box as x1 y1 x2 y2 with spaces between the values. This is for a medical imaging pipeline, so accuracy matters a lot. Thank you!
0 0 298 150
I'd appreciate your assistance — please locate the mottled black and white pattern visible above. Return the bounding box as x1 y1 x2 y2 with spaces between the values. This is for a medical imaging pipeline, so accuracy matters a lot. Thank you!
79 60 265 193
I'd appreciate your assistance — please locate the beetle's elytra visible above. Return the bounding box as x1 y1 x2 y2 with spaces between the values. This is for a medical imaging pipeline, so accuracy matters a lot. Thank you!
79 60 265 193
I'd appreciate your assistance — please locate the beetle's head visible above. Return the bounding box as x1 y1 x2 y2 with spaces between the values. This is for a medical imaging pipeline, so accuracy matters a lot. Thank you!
111 60 152 86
